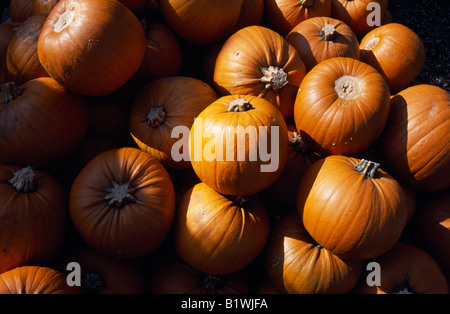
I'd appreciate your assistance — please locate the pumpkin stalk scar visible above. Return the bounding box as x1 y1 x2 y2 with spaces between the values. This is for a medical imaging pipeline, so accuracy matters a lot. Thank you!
0 82 23 103
104 181 136 208
320 23 336 41
146 106 167 128
260 66 289 91
355 159 380 178
54 9 76 33
9 166 36 192
365 37 380 50
334 75 362 100
227 98 254 112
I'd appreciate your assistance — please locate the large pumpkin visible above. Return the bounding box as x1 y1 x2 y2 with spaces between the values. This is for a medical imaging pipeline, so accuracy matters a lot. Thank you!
69 147 175 259
129 76 218 169
293 57 390 156
37 0 146 96
0 165 67 274
0 77 87 167
264 0 332 36
359 23 425 92
174 182 270 275
189 95 288 196
286 16 360 72
378 84 450 191
0 266 80 294
265 211 363 294
158 0 243 44
297 155 409 260
213 25 306 119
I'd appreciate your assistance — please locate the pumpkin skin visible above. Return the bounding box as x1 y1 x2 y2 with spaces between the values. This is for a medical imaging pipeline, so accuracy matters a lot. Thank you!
214 25 306 119
0 77 87 167
9 0 34 22
174 182 270 275
265 211 363 294
0 22 21 85
189 95 289 196
6 13 50 85
233 0 264 32
293 57 390 156
330 0 388 36
0 266 80 294
296 156 409 260
37 0 146 96
359 23 426 92
149 259 250 294
353 243 448 294
378 85 450 192
264 0 332 36
158 0 243 44
69 147 175 259
33 0 60 14
286 16 360 72
0 166 67 274
129 77 218 169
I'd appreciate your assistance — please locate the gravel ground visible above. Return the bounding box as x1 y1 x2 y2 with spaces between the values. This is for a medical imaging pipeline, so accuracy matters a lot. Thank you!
1 0 449 91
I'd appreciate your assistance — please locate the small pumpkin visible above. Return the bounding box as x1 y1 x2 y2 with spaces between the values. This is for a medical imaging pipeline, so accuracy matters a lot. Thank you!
69 147 175 259
286 16 360 72
264 0 332 36
174 182 270 275
189 95 288 196
0 266 80 294
297 156 409 260
359 23 426 92
293 57 390 156
0 22 21 85
213 25 306 119
37 0 146 96
0 78 87 167
265 211 363 294
353 243 448 294
0 165 67 274
6 13 50 85
330 0 389 36
378 84 450 191
129 76 218 169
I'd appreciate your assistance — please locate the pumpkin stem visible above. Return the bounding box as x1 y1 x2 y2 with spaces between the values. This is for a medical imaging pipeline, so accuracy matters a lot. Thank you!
1 82 23 103
8 166 36 192
83 271 106 294
288 130 310 154
334 75 361 101
227 98 254 112
365 37 380 50
104 181 136 208
146 106 167 128
229 195 251 208
355 159 380 178
260 66 289 91
54 8 76 33
390 281 416 294
299 0 314 7
320 24 336 41
201 274 224 291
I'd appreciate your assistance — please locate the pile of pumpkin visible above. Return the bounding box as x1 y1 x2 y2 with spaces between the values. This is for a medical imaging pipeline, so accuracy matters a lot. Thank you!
0 0 448 294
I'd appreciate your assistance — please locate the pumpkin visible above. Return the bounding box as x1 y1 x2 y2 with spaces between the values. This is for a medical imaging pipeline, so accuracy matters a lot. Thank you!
0 22 21 85
148 259 250 294
359 23 426 92
353 243 448 294
286 16 360 72
264 0 332 36
0 266 80 294
129 76 218 169
69 147 175 259
330 0 389 36
0 165 67 274
9 0 34 22
189 95 289 196
233 0 265 32
293 57 390 156
33 0 60 14
6 13 50 85
174 182 270 275
296 156 409 260
378 84 450 191
37 0 146 96
0 77 87 167
158 0 243 44
213 25 306 119
265 211 363 294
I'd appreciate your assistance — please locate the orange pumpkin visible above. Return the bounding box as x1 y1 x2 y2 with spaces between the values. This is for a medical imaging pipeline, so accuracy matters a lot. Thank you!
359 23 426 92
214 25 306 119
286 16 360 72
233 0 265 32
33 0 60 14
293 57 390 156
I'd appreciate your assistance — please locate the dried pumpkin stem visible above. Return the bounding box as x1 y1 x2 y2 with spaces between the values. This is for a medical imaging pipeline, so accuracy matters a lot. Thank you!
54 8 75 33
289 131 310 154
146 106 167 128
83 272 105 294
104 181 136 208
9 166 35 192
201 274 224 290
355 159 380 178
300 0 314 7
365 37 380 50
260 66 289 91
320 23 336 41
227 98 254 112
335 75 362 100
1 82 23 104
